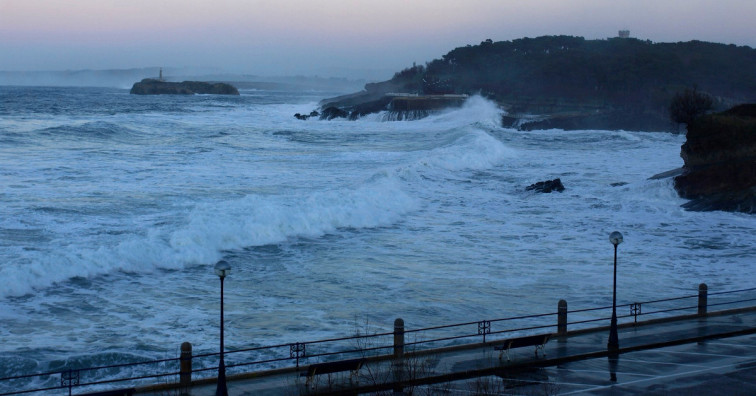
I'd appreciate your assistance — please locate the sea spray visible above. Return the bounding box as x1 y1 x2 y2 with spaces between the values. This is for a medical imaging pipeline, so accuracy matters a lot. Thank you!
418 129 515 172
365 94 504 130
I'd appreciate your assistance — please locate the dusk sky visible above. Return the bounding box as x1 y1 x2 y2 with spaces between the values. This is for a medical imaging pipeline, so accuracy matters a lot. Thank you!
1 0 755 80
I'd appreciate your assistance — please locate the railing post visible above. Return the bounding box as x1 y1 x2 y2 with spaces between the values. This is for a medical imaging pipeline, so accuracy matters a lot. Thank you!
60 369 79 396
180 342 192 393
394 318 404 358
698 283 708 316
393 318 405 393
290 343 307 368
478 321 491 343
558 299 568 335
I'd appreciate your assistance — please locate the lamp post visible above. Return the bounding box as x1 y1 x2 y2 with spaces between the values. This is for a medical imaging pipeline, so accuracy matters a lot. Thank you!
608 231 623 353
214 260 231 396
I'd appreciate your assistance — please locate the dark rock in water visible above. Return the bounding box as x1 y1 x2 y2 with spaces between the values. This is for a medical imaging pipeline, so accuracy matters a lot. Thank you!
526 178 565 193
130 79 239 95
294 110 320 120
320 106 349 120
610 182 628 187
673 104 756 213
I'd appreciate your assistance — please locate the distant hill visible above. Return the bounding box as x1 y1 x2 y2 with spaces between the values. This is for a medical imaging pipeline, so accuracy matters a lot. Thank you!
321 36 756 131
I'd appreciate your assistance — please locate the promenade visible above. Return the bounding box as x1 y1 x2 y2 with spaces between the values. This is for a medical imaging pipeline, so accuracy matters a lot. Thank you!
6 286 753 396
161 307 756 395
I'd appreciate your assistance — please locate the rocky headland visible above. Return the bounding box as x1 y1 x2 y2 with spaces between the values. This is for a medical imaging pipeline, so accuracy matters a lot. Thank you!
312 36 756 131
673 104 756 213
130 79 239 95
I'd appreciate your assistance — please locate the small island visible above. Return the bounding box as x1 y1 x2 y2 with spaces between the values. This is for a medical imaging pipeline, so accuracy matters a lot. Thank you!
130 78 239 95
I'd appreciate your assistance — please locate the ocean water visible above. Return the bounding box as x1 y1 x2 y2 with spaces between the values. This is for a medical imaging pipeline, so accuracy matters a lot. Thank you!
1 86 754 387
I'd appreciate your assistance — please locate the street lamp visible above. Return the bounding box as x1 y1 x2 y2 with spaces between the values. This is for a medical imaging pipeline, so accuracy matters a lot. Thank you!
608 231 623 353
214 260 231 396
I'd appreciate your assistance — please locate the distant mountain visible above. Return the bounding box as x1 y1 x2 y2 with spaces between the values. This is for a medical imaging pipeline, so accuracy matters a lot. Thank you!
321 36 756 131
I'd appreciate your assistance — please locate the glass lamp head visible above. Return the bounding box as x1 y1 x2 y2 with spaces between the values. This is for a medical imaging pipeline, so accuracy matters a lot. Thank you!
214 260 231 278
609 231 623 246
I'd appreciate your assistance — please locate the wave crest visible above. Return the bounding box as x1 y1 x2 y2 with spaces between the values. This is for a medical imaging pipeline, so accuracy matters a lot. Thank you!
0 176 417 298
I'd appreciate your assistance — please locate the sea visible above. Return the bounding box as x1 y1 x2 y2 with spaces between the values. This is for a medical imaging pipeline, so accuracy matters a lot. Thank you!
1 86 754 390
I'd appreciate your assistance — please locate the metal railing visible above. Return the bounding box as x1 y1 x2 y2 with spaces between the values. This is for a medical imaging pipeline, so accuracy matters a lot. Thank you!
2 283 755 395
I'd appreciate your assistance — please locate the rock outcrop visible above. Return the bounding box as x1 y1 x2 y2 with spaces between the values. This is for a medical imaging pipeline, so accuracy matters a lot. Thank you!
294 111 320 120
130 79 239 95
673 104 756 213
508 110 673 132
319 107 349 120
526 179 566 193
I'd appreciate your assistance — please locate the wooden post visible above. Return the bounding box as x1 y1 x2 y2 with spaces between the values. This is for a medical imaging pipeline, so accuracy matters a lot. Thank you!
558 300 568 335
698 283 708 316
393 318 405 393
180 342 192 393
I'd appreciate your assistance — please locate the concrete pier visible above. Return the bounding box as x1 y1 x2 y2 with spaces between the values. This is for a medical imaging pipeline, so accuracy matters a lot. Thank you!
387 94 468 111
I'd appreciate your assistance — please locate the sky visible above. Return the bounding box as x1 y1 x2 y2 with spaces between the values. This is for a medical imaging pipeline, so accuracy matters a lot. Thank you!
1 0 755 80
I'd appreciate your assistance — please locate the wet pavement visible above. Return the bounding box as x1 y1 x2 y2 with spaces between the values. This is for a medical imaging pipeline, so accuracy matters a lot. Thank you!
431 334 756 395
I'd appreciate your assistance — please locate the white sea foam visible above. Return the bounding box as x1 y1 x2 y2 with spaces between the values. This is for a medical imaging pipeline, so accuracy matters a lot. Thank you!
0 174 417 298
0 97 512 298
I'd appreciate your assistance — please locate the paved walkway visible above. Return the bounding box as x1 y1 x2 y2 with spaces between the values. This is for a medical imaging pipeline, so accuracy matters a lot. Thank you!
421 334 756 395
143 308 756 395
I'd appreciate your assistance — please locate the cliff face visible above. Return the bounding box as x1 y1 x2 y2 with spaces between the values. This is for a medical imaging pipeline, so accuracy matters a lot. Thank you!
130 79 239 95
673 104 756 213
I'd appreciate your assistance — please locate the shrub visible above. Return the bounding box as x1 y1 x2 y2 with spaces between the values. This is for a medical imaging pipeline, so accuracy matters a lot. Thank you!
670 87 714 125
